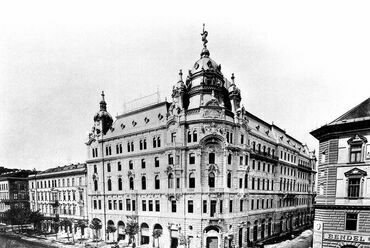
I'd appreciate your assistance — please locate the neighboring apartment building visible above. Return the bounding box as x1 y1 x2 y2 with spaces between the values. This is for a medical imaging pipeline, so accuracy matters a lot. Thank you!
0 170 34 222
86 27 316 248
311 98 370 248
29 163 88 236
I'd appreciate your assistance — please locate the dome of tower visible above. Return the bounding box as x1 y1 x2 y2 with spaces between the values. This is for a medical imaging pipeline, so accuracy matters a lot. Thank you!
191 55 221 75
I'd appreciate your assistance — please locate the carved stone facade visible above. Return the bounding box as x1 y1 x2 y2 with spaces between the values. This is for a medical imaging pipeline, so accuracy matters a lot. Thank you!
86 27 316 248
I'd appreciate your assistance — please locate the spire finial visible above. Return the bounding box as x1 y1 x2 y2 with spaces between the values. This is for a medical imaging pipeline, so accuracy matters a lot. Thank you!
200 24 210 57
201 23 208 48
231 73 235 84
101 91 105 101
100 91 107 111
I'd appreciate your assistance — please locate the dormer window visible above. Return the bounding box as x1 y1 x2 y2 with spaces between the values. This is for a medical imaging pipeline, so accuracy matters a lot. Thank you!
348 135 367 163
345 167 367 199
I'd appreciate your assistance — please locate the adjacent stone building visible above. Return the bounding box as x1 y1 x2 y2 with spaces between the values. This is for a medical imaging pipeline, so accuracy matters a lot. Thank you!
0 170 34 223
311 98 370 248
86 27 316 248
29 163 88 237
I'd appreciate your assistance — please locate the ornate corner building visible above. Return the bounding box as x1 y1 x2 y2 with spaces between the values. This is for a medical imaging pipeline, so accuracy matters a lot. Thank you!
311 98 370 248
86 27 316 248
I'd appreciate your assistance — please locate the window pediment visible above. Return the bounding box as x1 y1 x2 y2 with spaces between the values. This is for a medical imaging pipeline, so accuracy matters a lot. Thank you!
347 134 367 145
344 167 367 177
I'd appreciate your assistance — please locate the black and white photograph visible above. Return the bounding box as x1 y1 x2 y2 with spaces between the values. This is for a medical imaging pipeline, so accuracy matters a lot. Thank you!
0 1 369 248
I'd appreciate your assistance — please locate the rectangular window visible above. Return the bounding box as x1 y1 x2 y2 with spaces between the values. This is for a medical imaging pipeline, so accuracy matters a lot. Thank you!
98 200 102 209
132 200 136 211
126 199 131 211
251 199 254 210
239 178 243 188
119 200 123 210
345 213 358 231
155 157 159 167
141 159 146 169
203 200 207 213
108 200 112 210
148 200 153 211
142 200 147 211
93 200 97 209
229 200 233 213
155 200 160 212
188 200 194 213
350 145 362 163
240 199 243 212
118 162 121 171
171 200 177 212
348 178 361 198
171 132 176 143
168 154 173 165
240 134 244 144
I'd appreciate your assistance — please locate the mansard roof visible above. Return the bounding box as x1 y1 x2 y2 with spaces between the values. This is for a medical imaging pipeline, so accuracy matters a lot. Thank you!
311 97 370 140
330 98 370 125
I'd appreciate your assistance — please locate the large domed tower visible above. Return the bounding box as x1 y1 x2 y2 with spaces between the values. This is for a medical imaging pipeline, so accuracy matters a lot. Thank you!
184 25 234 114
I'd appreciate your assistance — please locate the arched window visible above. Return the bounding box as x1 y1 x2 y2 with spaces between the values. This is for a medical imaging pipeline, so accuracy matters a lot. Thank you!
189 173 195 188
253 220 258 241
168 173 174 189
244 174 248 188
129 160 133 170
189 153 195 164
252 141 256 151
157 137 161 147
257 144 261 153
155 157 159 167
261 219 265 239
193 131 197 142
129 177 134 190
227 172 232 188
209 153 215 164
107 179 112 191
107 163 111 172
94 165 97 174
187 131 192 143
153 137 157 148
208 173 215 188
118 178 123 191
141 176 146 190
155 175 160 189
94 180 98 191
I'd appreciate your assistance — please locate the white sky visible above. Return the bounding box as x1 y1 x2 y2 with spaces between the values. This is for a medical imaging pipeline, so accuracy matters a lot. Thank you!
1 0 369 170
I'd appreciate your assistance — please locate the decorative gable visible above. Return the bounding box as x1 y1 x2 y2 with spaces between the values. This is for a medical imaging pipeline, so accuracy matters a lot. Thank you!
344 167 367 177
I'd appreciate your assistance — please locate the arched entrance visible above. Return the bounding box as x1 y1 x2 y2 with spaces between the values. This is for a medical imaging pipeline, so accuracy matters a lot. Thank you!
204 226 220 248
107 220 115 241
153 224 163 248
117 221 125 241
140 223 150 245
91 218 102 240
